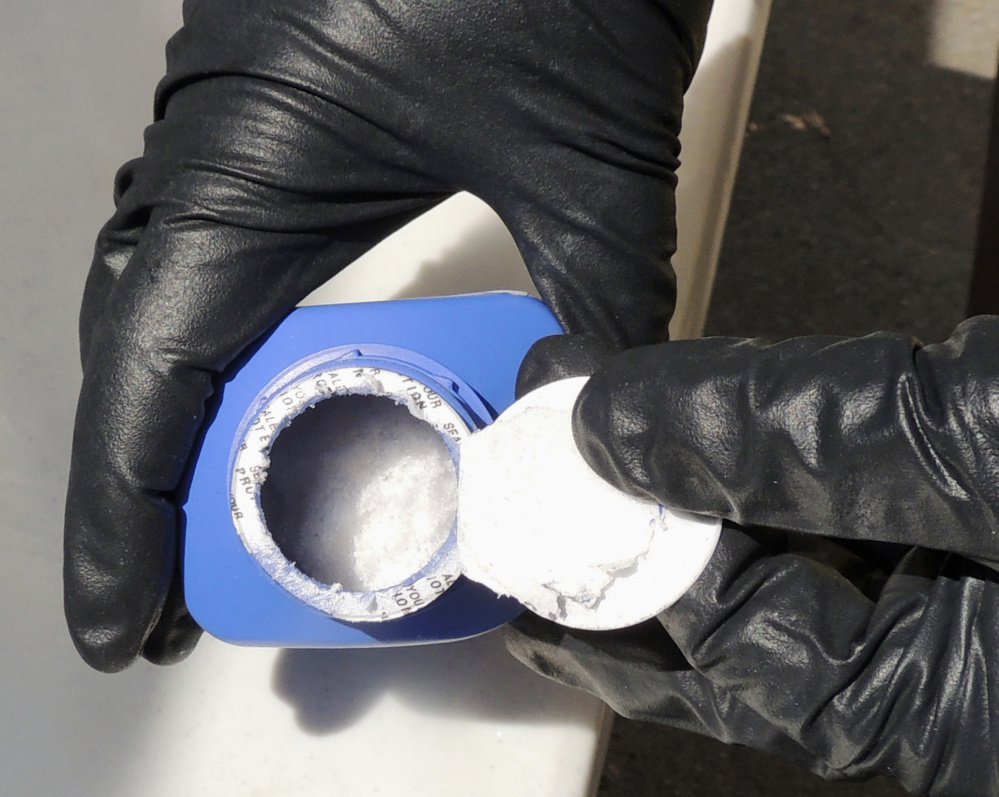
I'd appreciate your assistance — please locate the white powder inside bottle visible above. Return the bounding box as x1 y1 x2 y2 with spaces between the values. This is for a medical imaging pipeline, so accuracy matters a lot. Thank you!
260 394 458 592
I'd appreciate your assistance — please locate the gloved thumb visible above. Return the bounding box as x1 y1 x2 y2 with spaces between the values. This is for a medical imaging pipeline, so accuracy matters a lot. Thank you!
515 334 622 399
571 319 999 561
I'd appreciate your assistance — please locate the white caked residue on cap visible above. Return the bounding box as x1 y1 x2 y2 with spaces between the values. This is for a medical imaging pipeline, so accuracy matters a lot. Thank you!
456 377 721 630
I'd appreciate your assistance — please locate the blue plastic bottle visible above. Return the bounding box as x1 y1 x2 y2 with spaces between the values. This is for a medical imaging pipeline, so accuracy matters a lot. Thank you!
183 292 563 647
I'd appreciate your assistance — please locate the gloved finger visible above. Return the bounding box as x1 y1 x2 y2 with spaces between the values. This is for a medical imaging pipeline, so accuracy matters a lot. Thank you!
465 2 709 348
502 613 839 781
79 157 145 362
497 158 679 347
662 522 999 794
66 76 447 672
139 574 202 666
514 334 622 399
572 319 999 561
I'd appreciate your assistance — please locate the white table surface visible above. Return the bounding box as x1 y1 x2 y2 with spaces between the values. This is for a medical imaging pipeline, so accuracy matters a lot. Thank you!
0 1 769 794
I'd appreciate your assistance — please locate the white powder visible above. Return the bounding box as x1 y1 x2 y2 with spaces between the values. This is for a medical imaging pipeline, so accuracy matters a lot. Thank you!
243 370 719 629
456 378 722 630
261 394 458 592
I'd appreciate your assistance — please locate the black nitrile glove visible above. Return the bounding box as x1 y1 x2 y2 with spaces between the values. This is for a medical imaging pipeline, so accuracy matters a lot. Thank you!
65 0 715 672
506 322 999 795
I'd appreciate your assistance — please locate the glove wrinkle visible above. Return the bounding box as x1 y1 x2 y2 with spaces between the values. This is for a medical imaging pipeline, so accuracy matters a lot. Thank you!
664 529 999 794
504 614 832 775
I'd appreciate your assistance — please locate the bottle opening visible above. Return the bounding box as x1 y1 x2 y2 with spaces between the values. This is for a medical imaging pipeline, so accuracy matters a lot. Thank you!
260 394 458 592
230 360 470 622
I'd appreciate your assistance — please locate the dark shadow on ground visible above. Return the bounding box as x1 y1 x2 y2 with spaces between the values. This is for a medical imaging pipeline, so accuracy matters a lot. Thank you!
707 0 993 344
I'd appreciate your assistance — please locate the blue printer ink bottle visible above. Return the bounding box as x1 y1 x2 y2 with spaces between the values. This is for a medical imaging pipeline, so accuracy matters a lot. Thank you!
183 292 563 648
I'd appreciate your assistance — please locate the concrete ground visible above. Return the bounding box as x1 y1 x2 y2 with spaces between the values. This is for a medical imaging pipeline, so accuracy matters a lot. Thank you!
599 0 997 794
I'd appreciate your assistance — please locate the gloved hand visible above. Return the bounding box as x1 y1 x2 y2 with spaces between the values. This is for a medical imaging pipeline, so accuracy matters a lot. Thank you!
65 0 714 672
507 321 999 796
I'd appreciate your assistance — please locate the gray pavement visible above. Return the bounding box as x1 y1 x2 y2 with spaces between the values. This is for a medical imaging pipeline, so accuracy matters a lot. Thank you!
599 0 996 794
